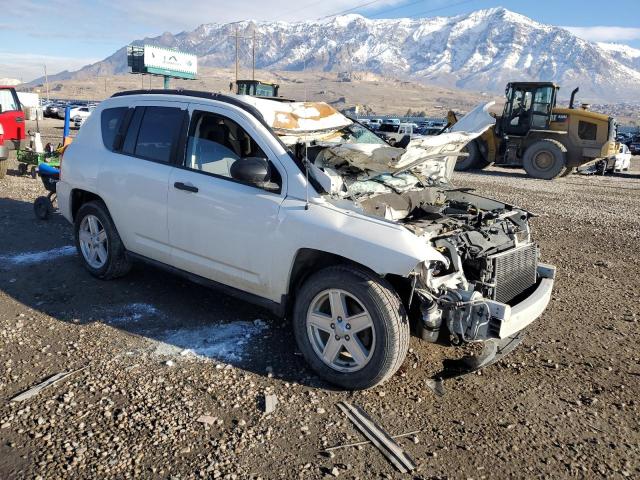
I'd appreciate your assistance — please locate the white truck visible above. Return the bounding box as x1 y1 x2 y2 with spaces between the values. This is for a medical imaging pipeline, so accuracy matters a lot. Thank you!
56 90 556 389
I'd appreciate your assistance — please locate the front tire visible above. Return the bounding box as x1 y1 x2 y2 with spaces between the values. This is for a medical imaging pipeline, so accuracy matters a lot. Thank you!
293 265 409 390
74 201 131 280
522 139 567 179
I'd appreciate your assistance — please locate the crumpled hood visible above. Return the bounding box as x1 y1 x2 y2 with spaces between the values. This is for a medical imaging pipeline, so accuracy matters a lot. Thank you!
316 102 496 188
236 95 352 137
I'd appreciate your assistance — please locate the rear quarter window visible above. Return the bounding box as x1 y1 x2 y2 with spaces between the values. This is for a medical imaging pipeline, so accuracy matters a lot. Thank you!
101 107 128 151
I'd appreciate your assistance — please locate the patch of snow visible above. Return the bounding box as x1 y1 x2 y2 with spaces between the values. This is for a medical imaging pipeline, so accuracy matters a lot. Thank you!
154 319 268 362
0 246 76 266
106 303 160 325
597 42 640 58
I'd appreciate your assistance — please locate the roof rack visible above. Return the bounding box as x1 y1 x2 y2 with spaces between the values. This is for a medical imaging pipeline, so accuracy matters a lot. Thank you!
111 89 266 122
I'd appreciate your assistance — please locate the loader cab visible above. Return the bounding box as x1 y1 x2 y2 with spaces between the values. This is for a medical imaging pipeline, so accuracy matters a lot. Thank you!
499 82 558 136
236 80 280 98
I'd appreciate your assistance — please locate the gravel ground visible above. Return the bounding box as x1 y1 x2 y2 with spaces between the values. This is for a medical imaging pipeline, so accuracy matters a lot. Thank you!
1 119 639 479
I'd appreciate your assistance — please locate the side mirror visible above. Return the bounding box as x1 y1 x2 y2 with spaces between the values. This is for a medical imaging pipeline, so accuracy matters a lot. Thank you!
230 156 271 185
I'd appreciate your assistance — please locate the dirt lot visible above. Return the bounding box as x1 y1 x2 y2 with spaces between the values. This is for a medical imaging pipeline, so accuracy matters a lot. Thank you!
1 120 639 479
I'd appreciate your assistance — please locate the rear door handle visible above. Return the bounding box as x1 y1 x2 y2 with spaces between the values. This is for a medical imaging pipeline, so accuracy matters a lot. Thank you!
174 181 198 193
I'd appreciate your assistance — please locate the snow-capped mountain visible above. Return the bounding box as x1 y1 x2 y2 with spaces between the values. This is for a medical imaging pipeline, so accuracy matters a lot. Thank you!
36 7 640 101
597 42 640 71
0 78 22 86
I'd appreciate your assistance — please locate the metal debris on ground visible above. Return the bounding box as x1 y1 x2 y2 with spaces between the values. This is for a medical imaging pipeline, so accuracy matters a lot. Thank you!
323 430 421 452
9 366 88 402
263 393 278 414
425 377 445 397
435 332 525 380
336 401 417 473
196 415 217 426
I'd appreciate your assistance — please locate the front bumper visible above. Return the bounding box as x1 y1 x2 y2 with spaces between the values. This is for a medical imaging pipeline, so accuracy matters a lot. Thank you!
492 263 556 339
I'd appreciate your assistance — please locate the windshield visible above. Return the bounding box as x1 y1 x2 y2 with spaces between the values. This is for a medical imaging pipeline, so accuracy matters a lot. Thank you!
0 88 19 112
338 123 387 145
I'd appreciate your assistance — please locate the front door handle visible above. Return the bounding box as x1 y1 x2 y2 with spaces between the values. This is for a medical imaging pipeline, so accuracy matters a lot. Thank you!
174 181 198 193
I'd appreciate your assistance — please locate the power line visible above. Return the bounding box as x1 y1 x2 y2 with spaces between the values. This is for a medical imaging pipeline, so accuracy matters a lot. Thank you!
409 0 477 18
318 0 388 20
321 0 478 21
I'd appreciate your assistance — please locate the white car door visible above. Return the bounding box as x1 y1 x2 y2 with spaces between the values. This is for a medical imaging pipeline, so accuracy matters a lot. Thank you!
167 103 286 299
97 100 188 264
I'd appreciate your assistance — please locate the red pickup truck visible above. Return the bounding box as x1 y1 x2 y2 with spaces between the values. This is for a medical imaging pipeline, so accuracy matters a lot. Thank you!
0 86 25 178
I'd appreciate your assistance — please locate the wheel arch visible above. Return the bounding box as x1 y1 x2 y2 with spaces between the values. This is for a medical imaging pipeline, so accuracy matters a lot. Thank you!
70 189 104 221
284 248 387 316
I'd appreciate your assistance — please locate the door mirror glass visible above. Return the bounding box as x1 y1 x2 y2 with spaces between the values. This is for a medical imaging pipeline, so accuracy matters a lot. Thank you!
230 156 277 190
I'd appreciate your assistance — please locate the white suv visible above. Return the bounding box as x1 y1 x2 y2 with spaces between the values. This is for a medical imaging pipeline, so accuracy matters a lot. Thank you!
57 90 556 389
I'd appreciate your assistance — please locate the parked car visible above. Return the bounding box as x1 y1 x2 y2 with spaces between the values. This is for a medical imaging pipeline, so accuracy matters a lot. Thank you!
629 137 640 155
368 118 383 130
57 90 556 389
381 118 400 126
44 102 64 118
377 122 421 146
56 103 82 119
613 144 631 171
72 106 95 129
590 143 632 175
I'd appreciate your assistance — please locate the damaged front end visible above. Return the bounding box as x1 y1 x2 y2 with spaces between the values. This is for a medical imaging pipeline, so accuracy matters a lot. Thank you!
407 189 556 346
251 99 556 349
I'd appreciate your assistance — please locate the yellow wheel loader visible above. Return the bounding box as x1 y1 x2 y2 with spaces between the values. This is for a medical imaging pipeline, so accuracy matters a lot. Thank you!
450 82 619 179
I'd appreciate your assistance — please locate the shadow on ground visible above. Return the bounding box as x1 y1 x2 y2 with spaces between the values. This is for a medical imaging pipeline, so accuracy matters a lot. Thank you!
0 197 328 388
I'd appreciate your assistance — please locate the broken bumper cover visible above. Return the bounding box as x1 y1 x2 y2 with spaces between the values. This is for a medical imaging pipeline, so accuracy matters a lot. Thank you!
493 263 556 339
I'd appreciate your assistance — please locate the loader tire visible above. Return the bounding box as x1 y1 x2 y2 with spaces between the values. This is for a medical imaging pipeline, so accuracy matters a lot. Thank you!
522 139 568 180
455 140 483 171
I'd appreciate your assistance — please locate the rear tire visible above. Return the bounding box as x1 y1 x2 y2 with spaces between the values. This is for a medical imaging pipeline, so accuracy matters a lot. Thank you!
74 201 131 280
522 139 567 179
293 265 409 390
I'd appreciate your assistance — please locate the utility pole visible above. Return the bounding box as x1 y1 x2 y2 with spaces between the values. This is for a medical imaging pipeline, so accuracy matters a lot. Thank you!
229 24 259 87
235 25 239 85
43 64 50 101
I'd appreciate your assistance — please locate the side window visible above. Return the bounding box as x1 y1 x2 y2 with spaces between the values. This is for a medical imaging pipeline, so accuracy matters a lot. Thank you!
101 107 128 151
123 106 185 163
185 110 281 191
578 120 597 141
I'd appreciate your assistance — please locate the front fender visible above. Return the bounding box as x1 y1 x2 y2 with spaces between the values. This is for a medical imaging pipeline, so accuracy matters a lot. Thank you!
269 197 447 299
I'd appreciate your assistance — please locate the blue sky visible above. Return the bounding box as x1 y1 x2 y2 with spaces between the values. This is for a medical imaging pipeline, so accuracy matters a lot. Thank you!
2 0 640 81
